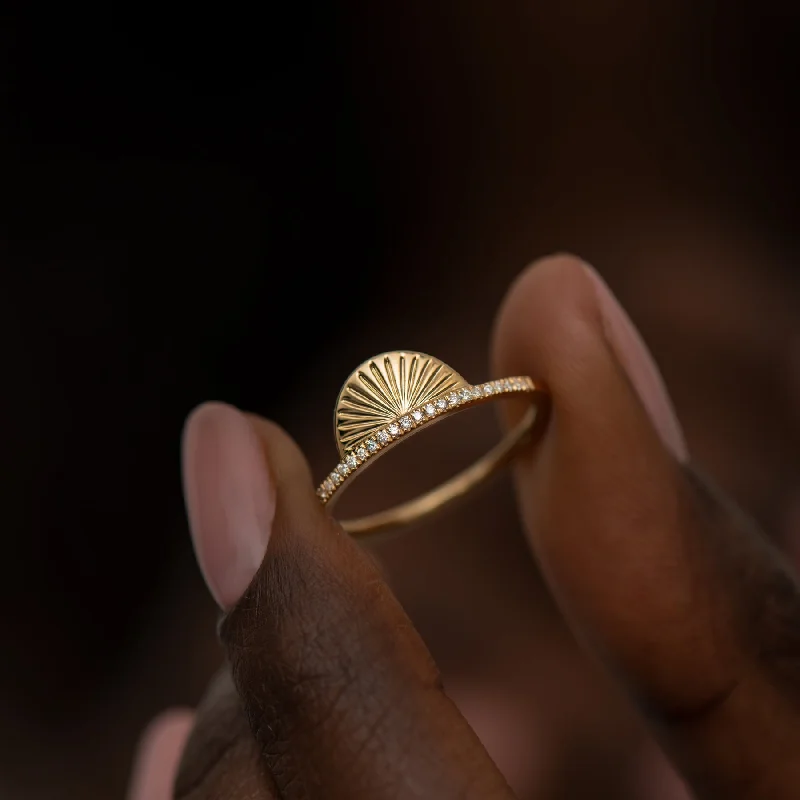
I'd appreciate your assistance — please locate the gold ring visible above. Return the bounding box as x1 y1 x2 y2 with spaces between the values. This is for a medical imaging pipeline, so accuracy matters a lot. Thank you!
317 351 549 538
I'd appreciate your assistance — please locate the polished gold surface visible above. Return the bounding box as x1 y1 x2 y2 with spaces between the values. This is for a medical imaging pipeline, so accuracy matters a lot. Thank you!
335 351 468 458
318 351 549 539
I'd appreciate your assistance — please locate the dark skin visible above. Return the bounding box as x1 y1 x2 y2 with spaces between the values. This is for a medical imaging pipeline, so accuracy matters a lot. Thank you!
167 257 800 798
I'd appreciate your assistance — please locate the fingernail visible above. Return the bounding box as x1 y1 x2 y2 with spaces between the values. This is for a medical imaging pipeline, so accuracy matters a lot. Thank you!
128 710 194 800
182 402 276 609
582 264 688 461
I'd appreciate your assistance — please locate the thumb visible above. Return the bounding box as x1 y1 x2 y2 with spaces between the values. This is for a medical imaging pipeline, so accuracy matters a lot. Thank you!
180 404 515 799
493 255 800 797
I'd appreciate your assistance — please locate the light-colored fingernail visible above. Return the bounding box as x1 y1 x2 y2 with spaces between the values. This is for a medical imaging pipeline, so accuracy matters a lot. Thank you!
583 264 689 462
128 710 194 800
182 402 276 609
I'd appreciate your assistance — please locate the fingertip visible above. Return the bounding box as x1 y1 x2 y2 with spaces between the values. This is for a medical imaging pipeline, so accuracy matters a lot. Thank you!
492 254 599 369
580 263 687 461
490 252 689 666
244 412 318 493
491 254 608 423
181 402 277 609
492 253 686 461
128 709 195 800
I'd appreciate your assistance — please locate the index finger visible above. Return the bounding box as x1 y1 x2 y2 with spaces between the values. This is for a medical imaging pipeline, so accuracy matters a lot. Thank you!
493 255 800 798
183 403 516 800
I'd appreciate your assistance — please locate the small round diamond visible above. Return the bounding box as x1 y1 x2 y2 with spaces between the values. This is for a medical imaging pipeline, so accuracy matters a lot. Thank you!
448 392 459 407
400 415 413 430
425 402 436 417
471 385 482 399
436 397 447 411
367 438 379 452
356 446 368 460
459 387 472 402
377 430 390 444
346 453 358 470
412 409 424 423
323 478 334 493
495 379 506 392
337 463 349 476
330 471 342 485
388 422 401 436
483 384 494 396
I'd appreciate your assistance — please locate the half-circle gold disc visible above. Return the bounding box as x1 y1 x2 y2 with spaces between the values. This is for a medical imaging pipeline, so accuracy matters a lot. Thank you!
334 351 469 458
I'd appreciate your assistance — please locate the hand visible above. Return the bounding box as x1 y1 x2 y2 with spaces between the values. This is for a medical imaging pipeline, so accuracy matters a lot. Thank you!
128 255 800 799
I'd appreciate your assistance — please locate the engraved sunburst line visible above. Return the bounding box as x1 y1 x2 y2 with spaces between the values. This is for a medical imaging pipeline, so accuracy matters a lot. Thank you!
338 415 392 441
418 360 441 400
426 369 456 401
339 425 382 439
342 387 389 415
383 357 402 411
359 369 399 415
371 361 397 408
339 434 366 449
359 369 394 409
435 377 459 397
339 401 390 418
416 361 444 404
341 398 386 418
345 385 392 417
338 403 383 416
420 360 442 402
406 355 424 408
339 421 386 447
338 418 387 431
338 419 383 432
398 355 408 409
438 382 457 398
367 362 399 414
338 409 386 421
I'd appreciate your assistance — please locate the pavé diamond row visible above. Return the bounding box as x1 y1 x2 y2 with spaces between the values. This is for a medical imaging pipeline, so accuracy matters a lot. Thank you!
317 376 535 504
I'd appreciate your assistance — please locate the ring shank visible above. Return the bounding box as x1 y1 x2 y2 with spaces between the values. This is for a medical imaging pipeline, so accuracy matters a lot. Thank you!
335 393 548 539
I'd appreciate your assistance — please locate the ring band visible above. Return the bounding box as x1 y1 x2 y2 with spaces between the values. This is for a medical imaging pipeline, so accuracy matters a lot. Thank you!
317 351 549 537
317 351 549 538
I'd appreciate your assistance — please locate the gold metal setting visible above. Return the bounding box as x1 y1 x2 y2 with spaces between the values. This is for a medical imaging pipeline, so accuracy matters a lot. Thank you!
318 351 549 538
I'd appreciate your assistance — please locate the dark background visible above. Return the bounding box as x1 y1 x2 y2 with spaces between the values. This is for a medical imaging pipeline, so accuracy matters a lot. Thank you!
3 2 363 706
1 3 799 798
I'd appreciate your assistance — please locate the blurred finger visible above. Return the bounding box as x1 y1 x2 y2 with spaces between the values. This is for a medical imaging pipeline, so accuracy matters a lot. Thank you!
128 709 194 800
493 255 800 797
